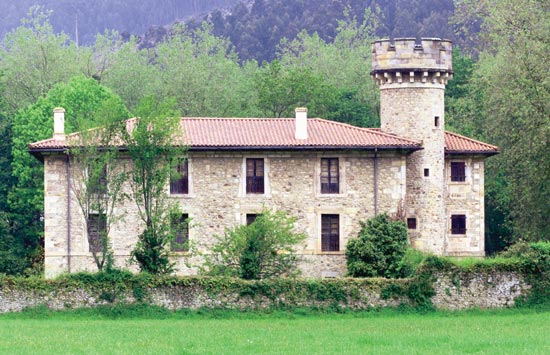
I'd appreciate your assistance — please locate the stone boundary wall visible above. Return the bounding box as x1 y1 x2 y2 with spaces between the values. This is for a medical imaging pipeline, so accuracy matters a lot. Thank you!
0 271 530 313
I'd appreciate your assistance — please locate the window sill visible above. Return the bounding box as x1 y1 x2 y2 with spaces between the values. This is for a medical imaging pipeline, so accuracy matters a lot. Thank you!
316 192 347 198
317 251 344 255
449 233 467 238
169 193 194 198
169 251 191 256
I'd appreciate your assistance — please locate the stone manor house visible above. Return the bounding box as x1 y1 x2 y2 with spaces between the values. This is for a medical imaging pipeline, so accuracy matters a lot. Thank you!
30 38 498 278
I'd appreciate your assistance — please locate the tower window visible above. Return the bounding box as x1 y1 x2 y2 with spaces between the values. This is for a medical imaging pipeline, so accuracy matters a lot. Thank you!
434 116 440 127
424 168 429 177
407 218 417 230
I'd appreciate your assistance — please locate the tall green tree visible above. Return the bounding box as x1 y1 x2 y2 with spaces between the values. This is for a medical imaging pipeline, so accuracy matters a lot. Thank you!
0 6 84 115
278 10 379 126
454 0 549 243
68 92 130 271
9 76 129 274
124 97 186 274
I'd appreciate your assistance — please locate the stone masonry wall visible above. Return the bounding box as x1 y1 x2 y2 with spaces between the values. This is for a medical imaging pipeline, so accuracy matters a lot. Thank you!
0 271 530 313
380 86 447 255
44 150 408 278
445 156 485 256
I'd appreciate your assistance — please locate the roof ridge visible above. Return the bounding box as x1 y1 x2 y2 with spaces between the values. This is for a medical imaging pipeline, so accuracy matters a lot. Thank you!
312 118 421 145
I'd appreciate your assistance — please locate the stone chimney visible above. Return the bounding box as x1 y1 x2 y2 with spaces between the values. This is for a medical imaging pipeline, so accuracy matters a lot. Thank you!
53 107 66 140
295 107 308 140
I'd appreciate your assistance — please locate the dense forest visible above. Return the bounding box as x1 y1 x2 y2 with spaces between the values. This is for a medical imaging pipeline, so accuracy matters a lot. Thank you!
0 0 240 46
0 0 548 275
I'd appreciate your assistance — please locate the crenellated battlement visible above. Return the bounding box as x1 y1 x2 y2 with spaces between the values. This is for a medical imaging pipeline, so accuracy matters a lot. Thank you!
371 38 453 87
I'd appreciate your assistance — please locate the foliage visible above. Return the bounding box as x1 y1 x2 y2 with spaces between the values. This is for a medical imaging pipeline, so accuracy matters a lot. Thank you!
201 209 306 279
454 0 550 243
504 242 550 307
8 76 128 275
0 7 84 115
68 78 130 271
397 248 429 278
278 10 379 126
346 214 408 278
124 97 186 275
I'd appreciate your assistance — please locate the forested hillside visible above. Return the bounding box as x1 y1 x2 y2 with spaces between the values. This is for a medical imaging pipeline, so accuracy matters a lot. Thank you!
192 0 456 62
0 0 240 46
0 0 548 275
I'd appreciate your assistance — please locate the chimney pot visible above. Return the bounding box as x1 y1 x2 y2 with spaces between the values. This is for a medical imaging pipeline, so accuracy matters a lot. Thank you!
295 107 308 140
53 107 65 140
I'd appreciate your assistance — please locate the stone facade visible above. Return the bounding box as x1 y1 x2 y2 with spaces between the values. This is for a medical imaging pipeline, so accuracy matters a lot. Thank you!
37 37 496 279
44 150 407 278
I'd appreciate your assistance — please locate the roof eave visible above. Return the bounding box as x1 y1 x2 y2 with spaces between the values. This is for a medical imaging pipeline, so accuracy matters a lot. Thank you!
445 150 500 157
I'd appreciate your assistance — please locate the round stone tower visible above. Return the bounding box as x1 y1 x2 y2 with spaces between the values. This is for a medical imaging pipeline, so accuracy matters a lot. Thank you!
372 38 453 255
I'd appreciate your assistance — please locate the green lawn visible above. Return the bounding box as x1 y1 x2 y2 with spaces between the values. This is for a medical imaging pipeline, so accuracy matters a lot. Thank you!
0 307 549 354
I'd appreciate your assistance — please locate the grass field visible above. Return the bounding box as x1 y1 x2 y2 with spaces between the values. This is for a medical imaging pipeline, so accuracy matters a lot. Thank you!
0 306 549 355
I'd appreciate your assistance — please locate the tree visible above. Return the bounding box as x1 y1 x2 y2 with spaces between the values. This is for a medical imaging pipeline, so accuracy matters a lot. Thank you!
202 210 306 279
277 11 379 126
68 88 130 271
346 214 408 278
254 60 324 118
0 6 84 115
9 75 129 274
454 0 550 243
124 97 186 274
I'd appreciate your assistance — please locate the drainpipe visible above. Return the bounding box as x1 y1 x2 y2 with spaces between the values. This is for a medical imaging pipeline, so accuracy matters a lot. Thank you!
374 149 378 216
66 153 71 273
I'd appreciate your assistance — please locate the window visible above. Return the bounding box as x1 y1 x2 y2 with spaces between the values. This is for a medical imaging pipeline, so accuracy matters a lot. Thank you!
451 162 466 182
407 218 417 230
424 168 430 177
170 160 189 194
321 214 340 252
171 213 189 252
434 116 440 127
89 165 107 195
451 215 466 234
87 213 106 253
320 158 339 193
246 214 259 225
246 158 264 194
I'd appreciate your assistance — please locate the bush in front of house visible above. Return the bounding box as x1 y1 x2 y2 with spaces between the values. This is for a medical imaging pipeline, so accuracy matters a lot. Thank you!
346 214 408 278
201 209 306 279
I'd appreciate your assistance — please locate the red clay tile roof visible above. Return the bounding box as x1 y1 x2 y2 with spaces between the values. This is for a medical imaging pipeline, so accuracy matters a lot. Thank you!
444 131 499 155
29 117 422 151
28 117 498 155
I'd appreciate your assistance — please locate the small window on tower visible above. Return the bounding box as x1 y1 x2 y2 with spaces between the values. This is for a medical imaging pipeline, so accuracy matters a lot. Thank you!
424 168 430 177
434 116 440 127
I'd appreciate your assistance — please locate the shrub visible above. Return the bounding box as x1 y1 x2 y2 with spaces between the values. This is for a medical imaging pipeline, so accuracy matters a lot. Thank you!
346 214 408 278
201 210 306 279
397 248 429 277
